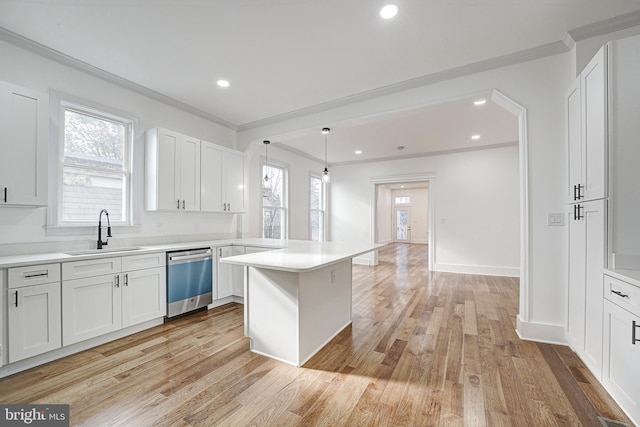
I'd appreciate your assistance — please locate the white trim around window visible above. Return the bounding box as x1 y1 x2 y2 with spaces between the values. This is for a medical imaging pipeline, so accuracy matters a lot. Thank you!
47 91 139 235
309 172 327 241
260 158 289 239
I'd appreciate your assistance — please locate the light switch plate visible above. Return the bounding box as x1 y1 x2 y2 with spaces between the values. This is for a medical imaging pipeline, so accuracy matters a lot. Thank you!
547 213 565 226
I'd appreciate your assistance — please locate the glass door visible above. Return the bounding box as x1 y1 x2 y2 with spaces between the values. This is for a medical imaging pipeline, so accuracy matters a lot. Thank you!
394 208 411 242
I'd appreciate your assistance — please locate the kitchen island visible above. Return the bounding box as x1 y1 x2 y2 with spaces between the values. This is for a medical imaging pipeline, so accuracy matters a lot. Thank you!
221 241 383 366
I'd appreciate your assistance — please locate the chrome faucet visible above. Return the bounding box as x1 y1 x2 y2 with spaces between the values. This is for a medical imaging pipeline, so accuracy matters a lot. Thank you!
97 209 112 249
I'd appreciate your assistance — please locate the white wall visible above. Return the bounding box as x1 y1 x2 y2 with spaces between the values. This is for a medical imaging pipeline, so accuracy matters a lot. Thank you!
0 40 241 255
243 143 325 240
238 52 572 342
335 146 519 275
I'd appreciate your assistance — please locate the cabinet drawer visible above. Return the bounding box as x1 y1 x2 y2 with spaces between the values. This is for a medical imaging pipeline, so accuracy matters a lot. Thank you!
8 263 60 288
604 274 640 317
122 252 166 271
63 257 122 281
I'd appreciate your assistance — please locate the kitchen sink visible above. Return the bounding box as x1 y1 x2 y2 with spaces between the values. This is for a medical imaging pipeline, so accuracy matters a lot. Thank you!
64 246 143 256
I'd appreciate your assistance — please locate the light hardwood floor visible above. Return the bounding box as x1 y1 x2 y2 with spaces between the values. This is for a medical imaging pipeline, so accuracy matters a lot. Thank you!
0 243 633 426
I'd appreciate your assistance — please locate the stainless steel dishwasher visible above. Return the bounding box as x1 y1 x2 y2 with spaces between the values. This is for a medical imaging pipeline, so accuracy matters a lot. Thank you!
166 247 213 319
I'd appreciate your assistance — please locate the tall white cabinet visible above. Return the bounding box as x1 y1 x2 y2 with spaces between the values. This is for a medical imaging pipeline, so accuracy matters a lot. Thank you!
567 34 640 426
0 81 48 207
565 44 608 379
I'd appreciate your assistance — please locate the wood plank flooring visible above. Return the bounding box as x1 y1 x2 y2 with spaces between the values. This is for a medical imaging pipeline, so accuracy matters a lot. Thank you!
0 243 633 426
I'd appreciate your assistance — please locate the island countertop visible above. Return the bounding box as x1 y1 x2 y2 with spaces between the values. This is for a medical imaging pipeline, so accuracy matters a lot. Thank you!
220 240 385 272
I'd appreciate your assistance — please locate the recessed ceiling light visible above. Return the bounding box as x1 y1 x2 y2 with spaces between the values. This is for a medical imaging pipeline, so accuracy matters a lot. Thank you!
216 79 230 88
355 150 362 155
474 99 487 106
471 134 481 140
380 4 398 19
400 185 405 188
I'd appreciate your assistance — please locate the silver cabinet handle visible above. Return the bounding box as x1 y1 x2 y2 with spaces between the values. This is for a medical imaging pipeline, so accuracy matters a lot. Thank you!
115 275 120 288
14 290 18 307
183 200 185 209
228 203 231 211
124 273 128 286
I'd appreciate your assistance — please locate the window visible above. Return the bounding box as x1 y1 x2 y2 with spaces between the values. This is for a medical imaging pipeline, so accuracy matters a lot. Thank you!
310 174 326 241
262 163 287 239
394 196 410 205
59 102 132 225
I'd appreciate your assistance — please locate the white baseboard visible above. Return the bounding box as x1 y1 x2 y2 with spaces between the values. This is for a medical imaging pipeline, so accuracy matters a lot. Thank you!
516 315 567 345
411 239 428 245
434 263 519 277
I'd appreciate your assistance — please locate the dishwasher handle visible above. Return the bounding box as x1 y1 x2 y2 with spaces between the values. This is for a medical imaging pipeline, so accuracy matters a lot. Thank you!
168 250 213 262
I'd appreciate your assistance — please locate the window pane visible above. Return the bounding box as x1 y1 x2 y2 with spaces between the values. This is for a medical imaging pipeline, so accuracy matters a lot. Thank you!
263 208 284 239
395 196 410 204
310 176 321 209
64 110 124 170
262 165 284 207
310 210 323 241
62 166 126 222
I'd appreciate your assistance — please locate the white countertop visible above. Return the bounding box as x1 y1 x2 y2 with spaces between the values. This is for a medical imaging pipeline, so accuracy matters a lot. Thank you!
0 238 288 269
604 268 640 288
220 241 384 272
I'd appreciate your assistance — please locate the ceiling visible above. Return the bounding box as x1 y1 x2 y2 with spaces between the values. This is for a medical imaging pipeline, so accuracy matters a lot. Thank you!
1 1 640 163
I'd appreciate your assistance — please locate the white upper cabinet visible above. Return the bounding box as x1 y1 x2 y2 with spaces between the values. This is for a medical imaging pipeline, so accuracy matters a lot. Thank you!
0 81 48 207
145 127 201 211
580 45 607 202
567 46 608 204
566 79 582 204
200 140 245 213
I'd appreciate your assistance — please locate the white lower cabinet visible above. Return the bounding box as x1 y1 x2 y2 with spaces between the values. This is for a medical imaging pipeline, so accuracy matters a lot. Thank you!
122 267 166 328
216 246 233 299
62 253 166 346
62 273 122 346
8 282 62 363
566 199 606 378
7 263 62 363
232 246 245 297
215 246 272 300
603 290 640 424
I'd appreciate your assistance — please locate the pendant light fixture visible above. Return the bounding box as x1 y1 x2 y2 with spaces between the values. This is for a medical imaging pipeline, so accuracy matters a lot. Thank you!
322 127 330 183
263 140 270 182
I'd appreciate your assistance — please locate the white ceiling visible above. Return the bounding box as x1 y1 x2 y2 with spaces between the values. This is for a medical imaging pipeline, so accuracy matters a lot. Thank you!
1 0 640 163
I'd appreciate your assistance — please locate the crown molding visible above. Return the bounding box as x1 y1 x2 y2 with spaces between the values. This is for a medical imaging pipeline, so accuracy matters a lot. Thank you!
0 25 237 130
567 9 640 42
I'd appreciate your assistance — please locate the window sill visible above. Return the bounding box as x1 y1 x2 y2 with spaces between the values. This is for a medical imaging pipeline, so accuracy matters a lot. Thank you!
45 224 141 237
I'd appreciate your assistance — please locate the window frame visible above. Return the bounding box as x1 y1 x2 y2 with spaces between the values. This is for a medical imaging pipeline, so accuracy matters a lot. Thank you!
309 172 326 241
47 93 137 234
261 159 289 239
